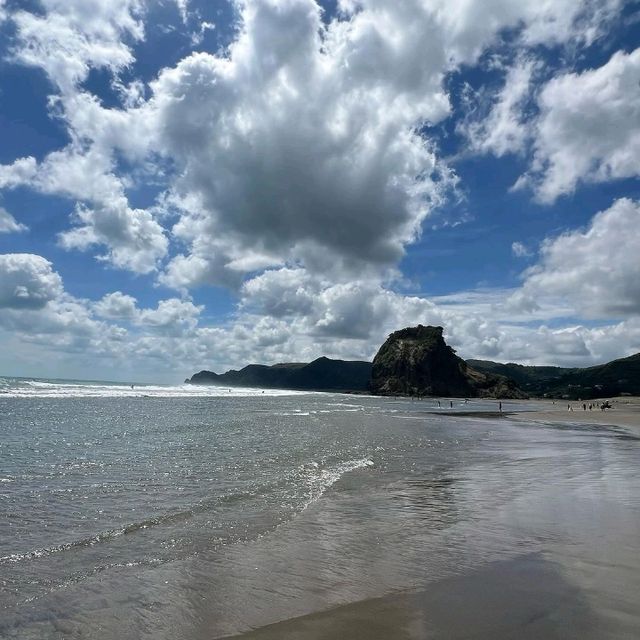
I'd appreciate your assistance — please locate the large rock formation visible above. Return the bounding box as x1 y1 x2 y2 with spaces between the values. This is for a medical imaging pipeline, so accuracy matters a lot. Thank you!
369 325 526 398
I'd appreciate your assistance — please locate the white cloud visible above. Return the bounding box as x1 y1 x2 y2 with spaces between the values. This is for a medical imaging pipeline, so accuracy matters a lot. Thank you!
1 0 627 283
518 198 640 318
0 0 637 379
94 291 139 319
511 241 533 258
0 1 165 274
149 0 622 289
0 157 38 189
1 253 637 380
1 147 167 273
95 290 203 335
0 255 209 378
10 0 143 93
0 254 63 310
526 48 640 202
0 207 27 233
460 57 538 157
137 298 202 335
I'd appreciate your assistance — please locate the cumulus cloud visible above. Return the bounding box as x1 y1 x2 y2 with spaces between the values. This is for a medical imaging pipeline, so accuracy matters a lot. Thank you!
94 291 139 319
0 1 165 274
518 198 640 317
1 252 638 380
1 147 167 273
0 254 209 377
1 0 637 377
137 298 202 335
148 0 622 288
148 4 450 286
0 254 63 310
1 0 626 282
523 48 640 202
0 207 27 233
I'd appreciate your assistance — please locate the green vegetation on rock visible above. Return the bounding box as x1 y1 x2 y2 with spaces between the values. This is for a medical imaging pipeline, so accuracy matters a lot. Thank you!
469 352 640 399
369 325 526 398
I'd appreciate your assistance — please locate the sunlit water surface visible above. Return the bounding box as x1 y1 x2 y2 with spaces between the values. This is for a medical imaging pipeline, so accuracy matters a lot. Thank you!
1 378 638 638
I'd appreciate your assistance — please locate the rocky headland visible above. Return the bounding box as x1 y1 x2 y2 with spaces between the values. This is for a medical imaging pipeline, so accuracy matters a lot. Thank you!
186 324 639 399
369 325 526 399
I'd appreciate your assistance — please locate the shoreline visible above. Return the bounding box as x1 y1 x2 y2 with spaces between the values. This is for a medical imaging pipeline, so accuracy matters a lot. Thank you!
506 395 640 435
220 553 608 640
421 396 640 435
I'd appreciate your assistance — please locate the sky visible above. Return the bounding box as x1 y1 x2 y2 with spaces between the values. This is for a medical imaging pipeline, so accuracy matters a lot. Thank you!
0 0 639 383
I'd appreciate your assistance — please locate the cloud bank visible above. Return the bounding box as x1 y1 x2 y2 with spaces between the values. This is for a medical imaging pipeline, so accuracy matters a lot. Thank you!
0 0 637 379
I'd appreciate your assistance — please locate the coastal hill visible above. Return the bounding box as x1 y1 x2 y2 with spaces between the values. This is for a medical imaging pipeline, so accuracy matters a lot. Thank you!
189 357 372 392
369 325 526 398
186 325 639 399
469 352 640 400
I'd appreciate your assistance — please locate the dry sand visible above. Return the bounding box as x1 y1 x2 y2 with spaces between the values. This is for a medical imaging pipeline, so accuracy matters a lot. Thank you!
508 395 640 435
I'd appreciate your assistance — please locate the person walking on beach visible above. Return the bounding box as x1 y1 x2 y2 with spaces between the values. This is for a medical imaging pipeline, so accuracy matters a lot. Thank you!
499 401 502 413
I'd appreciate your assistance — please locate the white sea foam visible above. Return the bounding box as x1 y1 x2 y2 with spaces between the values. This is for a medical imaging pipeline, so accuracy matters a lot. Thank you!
299 457 374 511
0 378 314 399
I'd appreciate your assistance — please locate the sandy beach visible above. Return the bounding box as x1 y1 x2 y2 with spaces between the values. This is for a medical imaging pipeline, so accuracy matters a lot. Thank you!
219 398 640 640
223 554 605 640
508 396 640 434
3 391 638 639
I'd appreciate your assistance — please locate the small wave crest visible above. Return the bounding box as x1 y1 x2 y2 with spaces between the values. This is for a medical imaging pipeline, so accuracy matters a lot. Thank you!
0 377 312 399
298 457 374 510
1 458 374 566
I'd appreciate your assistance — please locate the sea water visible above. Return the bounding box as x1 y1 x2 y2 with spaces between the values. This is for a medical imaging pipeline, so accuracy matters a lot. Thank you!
1 378 639 638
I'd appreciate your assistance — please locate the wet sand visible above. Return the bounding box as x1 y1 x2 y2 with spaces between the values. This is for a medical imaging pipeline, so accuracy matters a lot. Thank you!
223 554 605 640
219 399 640 640
424 397 640 433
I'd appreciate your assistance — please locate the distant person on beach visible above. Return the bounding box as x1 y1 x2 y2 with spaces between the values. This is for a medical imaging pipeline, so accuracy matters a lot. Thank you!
499 401 502 412
437 400 441 408
450 400 453 408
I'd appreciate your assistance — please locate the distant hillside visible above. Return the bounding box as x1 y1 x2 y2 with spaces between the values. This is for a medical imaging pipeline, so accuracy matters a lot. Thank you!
188 357 372 392
370 325 526 399
187 331 639 398
468 353 640 399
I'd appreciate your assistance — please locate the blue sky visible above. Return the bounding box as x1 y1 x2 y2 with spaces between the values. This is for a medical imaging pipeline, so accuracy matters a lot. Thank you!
0 0 639 382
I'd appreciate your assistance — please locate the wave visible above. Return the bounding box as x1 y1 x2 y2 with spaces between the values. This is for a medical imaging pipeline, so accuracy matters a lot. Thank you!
0 457 374 565
0 377 313 399
297 457 374 511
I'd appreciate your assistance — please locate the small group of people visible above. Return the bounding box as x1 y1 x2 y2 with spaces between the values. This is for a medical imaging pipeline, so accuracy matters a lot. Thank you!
568 401 611 412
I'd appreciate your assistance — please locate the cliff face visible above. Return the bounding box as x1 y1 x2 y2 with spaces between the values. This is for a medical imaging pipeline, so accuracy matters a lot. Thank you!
370 325 526 399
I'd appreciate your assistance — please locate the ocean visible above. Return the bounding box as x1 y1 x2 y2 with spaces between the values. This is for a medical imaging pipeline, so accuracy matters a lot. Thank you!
1 378 639 638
